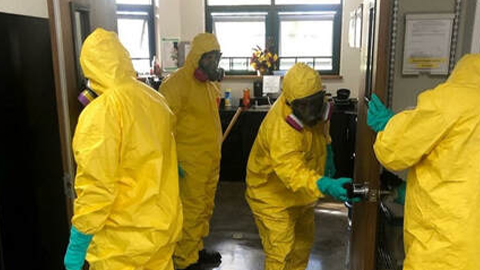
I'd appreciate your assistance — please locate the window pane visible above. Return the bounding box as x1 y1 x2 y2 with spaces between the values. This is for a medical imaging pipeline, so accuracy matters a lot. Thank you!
279 58 295 70
116 0 151 4
232 58 249 70
297 57 315 67
315 58 332 70
117 18 150 59
279 57 332 70
220 58 255 71
117 10 149 16
219 58 230 70
214 20 265 57
280 19 333 57
276 0 340 4
208 0 270 6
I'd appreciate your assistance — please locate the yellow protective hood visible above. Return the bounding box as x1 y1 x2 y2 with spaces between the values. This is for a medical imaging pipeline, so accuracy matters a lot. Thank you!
447 54 480 87
373 53 480 270
80 28 136 95
158 32 222 269
282 63 323 103
185 33 220 70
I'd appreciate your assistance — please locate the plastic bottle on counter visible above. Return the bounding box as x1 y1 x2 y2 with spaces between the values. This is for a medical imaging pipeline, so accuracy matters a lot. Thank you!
243 88 251 108
224 88 232 108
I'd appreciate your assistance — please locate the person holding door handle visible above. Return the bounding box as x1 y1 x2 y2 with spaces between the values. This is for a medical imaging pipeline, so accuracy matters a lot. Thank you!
367 54 480 270
246 63 353 270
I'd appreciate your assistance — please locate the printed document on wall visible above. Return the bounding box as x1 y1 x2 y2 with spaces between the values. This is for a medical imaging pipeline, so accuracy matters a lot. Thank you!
402 14 454 75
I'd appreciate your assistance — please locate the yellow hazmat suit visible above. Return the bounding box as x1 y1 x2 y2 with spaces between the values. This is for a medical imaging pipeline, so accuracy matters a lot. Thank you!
72 28 182 270
373 54 480 270
159 33 222 269
246 63 331 270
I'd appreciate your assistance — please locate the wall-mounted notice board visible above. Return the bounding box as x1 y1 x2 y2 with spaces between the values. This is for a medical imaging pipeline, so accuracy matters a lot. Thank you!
402 13 455 75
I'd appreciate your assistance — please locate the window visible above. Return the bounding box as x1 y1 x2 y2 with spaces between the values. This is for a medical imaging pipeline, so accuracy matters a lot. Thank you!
279 12 335 71
116 0 151 4
116 0 155 74
213 13 266 72
208 0 271 5
206 0 342 75
275 0 341 4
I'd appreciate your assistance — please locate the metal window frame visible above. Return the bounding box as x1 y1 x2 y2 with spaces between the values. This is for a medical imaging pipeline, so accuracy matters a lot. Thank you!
116 3 156 64
205 0 342 75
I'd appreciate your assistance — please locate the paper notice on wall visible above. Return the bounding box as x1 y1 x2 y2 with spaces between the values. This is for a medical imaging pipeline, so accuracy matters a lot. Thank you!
263 75 281 94
184 43 191 58
162 38 179 72
402 14 454 75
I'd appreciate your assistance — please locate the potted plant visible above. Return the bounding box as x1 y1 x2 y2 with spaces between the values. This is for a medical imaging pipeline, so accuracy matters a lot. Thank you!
250 45 278 76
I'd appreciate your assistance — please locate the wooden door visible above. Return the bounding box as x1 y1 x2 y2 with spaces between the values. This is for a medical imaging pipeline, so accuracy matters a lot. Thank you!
47 0 88 221
349 0 391 269
47 0 117 223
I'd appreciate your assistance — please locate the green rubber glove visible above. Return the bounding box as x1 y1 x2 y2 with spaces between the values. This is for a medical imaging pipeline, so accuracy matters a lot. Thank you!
316 177 352 202
64 226 93 270
178 164 186 179
325 144 336 178
349 197 361 203
367 94 394 132
394 182 406 205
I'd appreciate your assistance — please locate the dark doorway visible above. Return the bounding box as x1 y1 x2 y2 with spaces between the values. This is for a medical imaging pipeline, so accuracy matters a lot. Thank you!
0 12 69 270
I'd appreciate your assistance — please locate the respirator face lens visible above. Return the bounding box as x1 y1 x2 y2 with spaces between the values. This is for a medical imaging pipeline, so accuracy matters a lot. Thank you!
198 51 224 82
291 90 328 127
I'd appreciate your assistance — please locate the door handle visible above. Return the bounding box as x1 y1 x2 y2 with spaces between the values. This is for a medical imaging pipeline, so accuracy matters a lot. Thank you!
343 182 391 202
364 96 371 106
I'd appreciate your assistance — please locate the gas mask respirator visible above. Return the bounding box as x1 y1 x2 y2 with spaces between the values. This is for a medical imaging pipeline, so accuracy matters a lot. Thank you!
194 66 225 82
286 90 333 130
78 80 98 107
194 51 224 82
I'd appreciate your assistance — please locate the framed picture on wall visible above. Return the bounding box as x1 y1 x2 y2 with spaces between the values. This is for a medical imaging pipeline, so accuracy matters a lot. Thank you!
349 4 363 49
161 38 179 72
355 4 363 48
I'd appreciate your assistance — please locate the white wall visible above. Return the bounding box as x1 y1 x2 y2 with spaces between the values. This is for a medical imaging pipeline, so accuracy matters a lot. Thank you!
180 0 205 41
90 0 118 32
156 0 181 62
156 0 364 99
0 0 48 18
156 0 205 44
326 0 363 97
157 0 181 38
470 0 480 53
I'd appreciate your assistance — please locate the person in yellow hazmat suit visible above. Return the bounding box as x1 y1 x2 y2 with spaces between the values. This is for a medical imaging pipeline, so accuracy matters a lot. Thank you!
63 28 182 270
367 54 480 270
159 33 224 270
246 63 354 270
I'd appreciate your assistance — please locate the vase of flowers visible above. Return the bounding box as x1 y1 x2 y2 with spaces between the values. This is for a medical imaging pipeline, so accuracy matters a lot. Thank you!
250 45 278 76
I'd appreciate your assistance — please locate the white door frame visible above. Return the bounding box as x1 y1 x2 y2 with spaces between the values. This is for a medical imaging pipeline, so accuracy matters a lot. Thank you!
471 0 480 53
